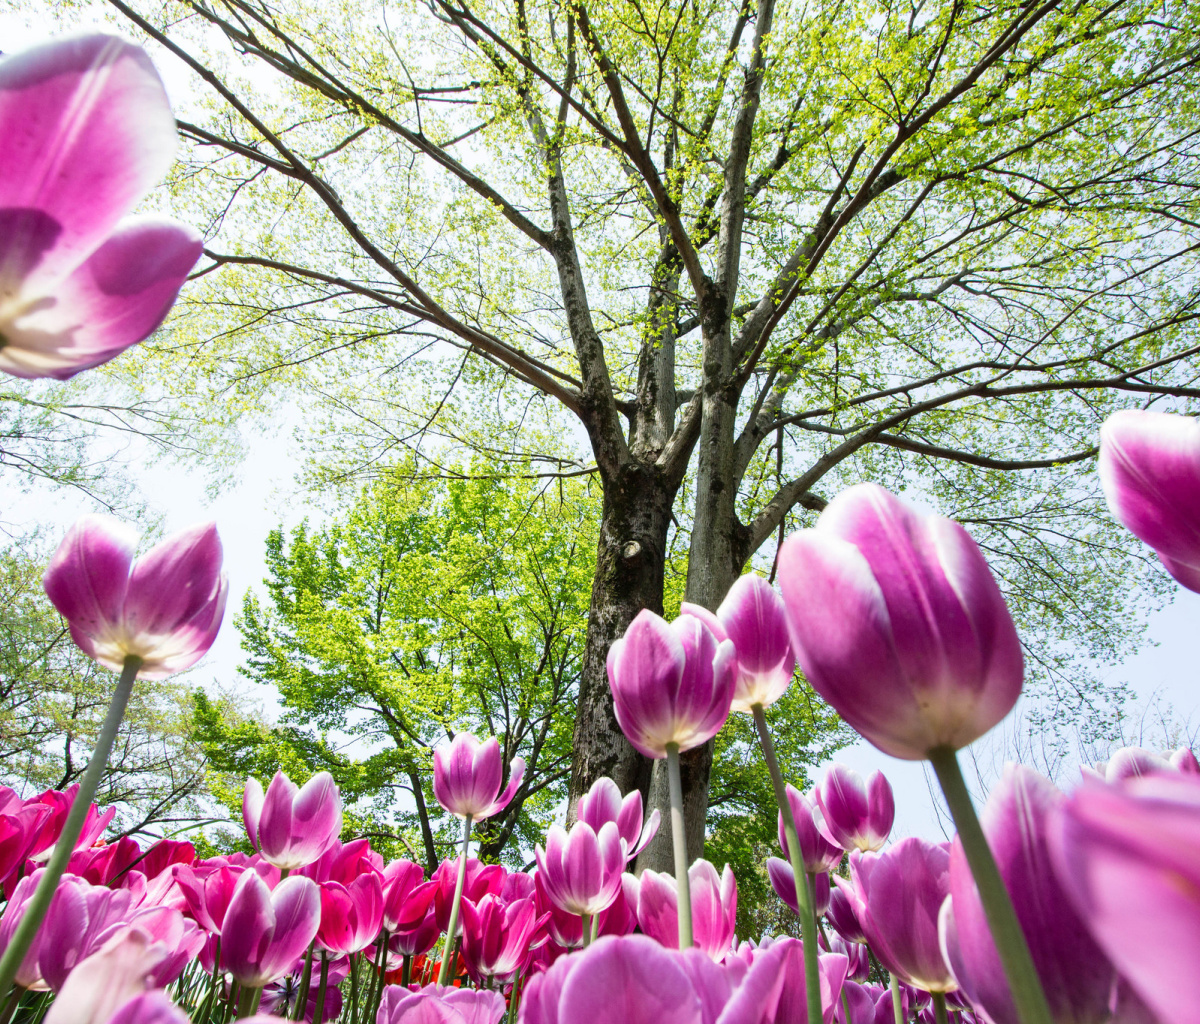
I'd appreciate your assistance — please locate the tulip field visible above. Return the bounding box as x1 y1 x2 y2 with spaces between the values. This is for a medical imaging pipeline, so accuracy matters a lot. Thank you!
4 25 1200 1024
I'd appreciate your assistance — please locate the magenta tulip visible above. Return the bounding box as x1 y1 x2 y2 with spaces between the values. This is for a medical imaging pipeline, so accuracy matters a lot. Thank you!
431 858 505 934
575 776 661 862
777 483 1023 759
433 733 524 820
683 573 794 712
766 858 829 918
607 610 736 759
850 839 955 992
390 908 441 959
826 876 868 945
0 35 202 381
720 937 849 1024
317 873 384 955
1098 409 1200 591
242 770 343 870
637 860 737 961
298 837 383 885
940 767 1115 1024
535 870 638 948
459 893 547 983
24 785 117 864
377 985 507 1024
778 784 843 872
535 820 625 917
220 870 321 986
43 517 227 679
381 860 436 932
815 764 894 852
521 934 703 1024
1050 771 1200 1024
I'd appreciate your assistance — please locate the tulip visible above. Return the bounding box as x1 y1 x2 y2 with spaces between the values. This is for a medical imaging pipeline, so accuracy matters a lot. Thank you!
0 802 49 889
535 820 625 918
433 733 524 821
766 858 829 918
1049 771 1200 1024
0 35 203 381
849 839 955 993
607 610 736 761
575 776 661 862
778 784 843 872
36 877 145 992
317 873 384 955
24 785 116 865
431 858 505 934
838 981 879 1024
377 984 507 1024
826 876 868 945
389 908 440 960
682 573 795 713
381 860 436 932
521 934 704 1024
298 837 383 885
719 937 849 1024
815 765 894 853
1098 409 1200 591
242 771 343 871
459 893 547 983
535 870 638 948
939 768 1116 1024
220 870 321 987
777 483 1022 761
637 860 737 962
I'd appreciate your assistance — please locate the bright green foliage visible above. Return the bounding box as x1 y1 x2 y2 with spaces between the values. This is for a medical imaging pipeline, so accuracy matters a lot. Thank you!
0 536 219 835
202 465 598 868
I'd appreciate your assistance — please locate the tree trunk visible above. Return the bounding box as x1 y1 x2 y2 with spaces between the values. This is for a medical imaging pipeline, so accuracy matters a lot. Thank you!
566 462 674 818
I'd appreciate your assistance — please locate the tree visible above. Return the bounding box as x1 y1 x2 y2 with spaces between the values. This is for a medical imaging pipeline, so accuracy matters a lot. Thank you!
59 0 1200 866
199 465 597 869
0 535 221 838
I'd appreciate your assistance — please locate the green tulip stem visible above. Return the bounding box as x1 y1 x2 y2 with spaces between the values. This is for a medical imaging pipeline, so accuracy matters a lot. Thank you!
236 984 261 1020
590 912 599 945
580 913 593 948
932 992 949 1024
665 744 693 949
313 954 330 1024
0 654 142 998
291 941 314 1021
365 928 388 1024
438 814 473 985
752 703 823 1024
929 746 1054 1024
401 955 412 988
890 973 904 1024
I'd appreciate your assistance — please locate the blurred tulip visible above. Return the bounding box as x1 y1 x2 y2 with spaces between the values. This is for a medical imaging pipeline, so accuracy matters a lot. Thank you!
606 610 736 759
242 770 342 871
460 893 547 984
535 820 625 917
778 784 843 872
220 870 321 986
1171 747 1200 773
377 984 507 1024
575 776 660 862
685 573 794 713
433 733 524 820
778 484 1022 759
43 517 227 679
850 839 955 992
815 765 894 852
0 36 202 380
721 937 849 1024
1050 771 1200 1024
940 767 1115 1024
638 860 737 961
1098 409 1200 591
837 981 879 1024
42 926 174 1024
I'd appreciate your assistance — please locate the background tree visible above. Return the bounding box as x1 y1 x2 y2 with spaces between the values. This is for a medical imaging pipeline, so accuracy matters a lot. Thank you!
50 0 1200 866
0 535 226 838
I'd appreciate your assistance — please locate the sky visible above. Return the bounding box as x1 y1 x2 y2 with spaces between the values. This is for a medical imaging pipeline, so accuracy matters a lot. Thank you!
5 11 1200 844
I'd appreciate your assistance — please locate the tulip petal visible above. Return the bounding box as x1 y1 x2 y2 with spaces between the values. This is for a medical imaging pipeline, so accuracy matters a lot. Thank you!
42 515 137 638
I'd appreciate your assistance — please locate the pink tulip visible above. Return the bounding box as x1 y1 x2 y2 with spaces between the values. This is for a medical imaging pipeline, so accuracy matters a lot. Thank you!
521 934 704 1024
381 860 436 932
683 573 795 712
1050 771 1200 1024
43 517 227 679
815 765 894 853
535 820 625 917
766 858 830 918
575 776 661 862
0 35 202 380
0 869 63 988
389 908 440 959
722 937 849 1024
637 860 737 961
317 873 384 955
778 784 843 872
220 870 321 986
242 770 343 870
1098 409 1200 591
298 836 383 884
433 733 524 820
849 839 955 993
459 893 547 984
940 766 1115 1024
37 877 145 992
826 876 867 945
0 802 49 888
607 610 736 759
534 870 638 948
377 984 507 1024
778 483 1023 759
432 857 505 934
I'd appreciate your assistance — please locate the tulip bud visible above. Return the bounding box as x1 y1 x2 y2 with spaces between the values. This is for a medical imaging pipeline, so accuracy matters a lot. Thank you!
432 733 524 820
575 777 660 862
637 860 737 962
778 484 1023 760
220 871 321 987
535 820 625 917
43 516 227 679
242 771 343 871
607 610 736 759
778 784 843 872
815 765 895 852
